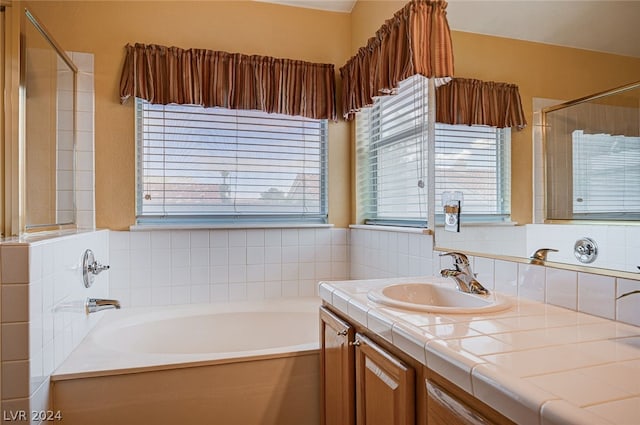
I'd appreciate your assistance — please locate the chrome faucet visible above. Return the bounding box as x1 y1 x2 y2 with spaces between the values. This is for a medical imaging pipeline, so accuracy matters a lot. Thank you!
85 298 121 314
439 252 489 295
529 248 558 265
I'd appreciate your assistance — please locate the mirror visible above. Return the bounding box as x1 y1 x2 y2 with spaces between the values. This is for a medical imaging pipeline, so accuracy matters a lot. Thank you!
544 82 640 221
22 8 77 230
435 81 640 276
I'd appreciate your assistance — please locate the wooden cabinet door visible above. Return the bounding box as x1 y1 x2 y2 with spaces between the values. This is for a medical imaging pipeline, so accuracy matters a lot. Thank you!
355 333 415 425
320 306 355 425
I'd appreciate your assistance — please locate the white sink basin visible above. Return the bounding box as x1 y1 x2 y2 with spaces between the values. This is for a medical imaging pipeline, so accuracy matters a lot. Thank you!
367 282 511 314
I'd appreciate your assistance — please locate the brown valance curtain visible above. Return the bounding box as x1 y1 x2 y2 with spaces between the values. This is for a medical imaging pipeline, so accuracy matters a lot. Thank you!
436 78 527 129
340 0 454 120
119 43 337 121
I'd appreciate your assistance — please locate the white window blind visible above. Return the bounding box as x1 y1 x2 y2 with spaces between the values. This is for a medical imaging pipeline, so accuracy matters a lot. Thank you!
356 75 510 226
435 124 510 217
572 130 640 217
136 99 328 224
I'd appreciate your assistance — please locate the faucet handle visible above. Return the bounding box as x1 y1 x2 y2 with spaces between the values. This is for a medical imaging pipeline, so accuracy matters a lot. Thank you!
439 252 470 266
530 248 558 260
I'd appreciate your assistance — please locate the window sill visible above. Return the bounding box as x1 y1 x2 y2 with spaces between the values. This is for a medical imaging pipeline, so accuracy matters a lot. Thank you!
130 223 335 231
349 224 433 235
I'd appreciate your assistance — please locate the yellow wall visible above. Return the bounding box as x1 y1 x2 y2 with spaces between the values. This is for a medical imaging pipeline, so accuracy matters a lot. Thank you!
350 0 640 224
26 0 352 229
23 0 640 229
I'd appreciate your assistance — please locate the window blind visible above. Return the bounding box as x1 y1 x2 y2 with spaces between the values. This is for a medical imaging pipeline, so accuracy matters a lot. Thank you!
356 75 510 226
572 130 640 217
435 124 510 217
356 76 430 225
136 99 328 223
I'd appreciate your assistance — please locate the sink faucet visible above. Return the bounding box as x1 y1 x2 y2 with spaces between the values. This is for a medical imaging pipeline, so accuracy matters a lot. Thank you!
439 252 489 295
529 248 558 265
85 298 121 314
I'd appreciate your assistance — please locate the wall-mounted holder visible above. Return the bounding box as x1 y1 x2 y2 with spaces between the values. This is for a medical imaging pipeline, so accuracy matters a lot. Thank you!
82 249 110 288
442 191 463 233
574 237 598 264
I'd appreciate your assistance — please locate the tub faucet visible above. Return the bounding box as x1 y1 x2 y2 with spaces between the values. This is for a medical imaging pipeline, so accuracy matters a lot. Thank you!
529 248 558 265
86 298 121 314
439 252 489 295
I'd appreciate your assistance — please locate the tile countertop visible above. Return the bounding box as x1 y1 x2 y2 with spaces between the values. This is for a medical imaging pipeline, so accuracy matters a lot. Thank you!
319 277 640 425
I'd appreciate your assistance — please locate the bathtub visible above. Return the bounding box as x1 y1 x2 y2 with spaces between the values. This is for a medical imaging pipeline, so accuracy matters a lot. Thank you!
51 297 321 425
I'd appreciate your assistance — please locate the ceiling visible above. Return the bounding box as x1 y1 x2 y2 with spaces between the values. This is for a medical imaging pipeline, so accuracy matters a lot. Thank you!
257 0 640 58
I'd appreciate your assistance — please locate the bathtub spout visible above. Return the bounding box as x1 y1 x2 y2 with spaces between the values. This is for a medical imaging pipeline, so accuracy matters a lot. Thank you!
86 298 121 314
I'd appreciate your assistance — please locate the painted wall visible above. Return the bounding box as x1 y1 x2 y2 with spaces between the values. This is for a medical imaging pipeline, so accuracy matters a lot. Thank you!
349 0 640 224
25 0 352 230
22 0 640 229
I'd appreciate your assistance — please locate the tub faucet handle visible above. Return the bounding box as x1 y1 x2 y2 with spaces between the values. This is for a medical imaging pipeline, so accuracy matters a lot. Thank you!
82 249 110 288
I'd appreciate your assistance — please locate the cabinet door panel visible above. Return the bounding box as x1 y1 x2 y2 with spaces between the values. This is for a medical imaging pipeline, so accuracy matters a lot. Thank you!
355 334 415 425
320 307 355 425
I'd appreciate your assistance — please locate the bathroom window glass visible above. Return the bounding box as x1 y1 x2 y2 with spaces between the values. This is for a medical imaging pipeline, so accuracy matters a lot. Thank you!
135 100 328 224
356 75 511 227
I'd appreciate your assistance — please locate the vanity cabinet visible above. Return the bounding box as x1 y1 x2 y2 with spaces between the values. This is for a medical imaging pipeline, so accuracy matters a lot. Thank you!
320 305 514 425
320 306 417 425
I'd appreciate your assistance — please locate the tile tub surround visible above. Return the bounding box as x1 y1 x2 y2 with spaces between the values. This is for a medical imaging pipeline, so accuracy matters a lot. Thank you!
1 230 109 424
320 277 640 425
108 228 349 307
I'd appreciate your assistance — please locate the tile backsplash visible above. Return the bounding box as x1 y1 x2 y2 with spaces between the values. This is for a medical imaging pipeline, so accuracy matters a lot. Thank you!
350 226 640 328
108 228 350 307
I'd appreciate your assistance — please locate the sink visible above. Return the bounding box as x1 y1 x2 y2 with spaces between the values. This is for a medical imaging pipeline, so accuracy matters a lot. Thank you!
367 282 511 314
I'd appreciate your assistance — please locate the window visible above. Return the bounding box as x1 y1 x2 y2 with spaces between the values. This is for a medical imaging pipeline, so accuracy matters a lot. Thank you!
572 130 640 218
136 100 328 225
356 75 510 227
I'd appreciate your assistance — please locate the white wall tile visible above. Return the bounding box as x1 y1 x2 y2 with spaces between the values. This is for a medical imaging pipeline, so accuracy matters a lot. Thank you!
578 273 616 320
518 264 546 302
210 230 229 248
545 268 577 310
616 278 640 326
228 230 247 247
246 229 265 247
265 229 282 246
281 229 298 246
189 231 209 248
494 260 519 296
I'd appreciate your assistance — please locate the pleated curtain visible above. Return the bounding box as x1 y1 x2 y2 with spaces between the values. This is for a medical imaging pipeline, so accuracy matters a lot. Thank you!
340 0 455 120
436 78 527 129
119 43 337 121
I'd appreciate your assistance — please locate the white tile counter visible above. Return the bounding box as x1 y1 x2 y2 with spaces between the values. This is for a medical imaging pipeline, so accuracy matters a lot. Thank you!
319 277 640 425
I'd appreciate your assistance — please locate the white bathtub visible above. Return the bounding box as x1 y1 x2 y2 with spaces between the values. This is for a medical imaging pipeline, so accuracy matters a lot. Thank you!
54 297 320 378
51 298 321 425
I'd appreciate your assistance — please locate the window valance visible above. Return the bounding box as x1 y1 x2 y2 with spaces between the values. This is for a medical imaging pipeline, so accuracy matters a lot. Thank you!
119 43 337 121
340 0 455 120
436 78 527 129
